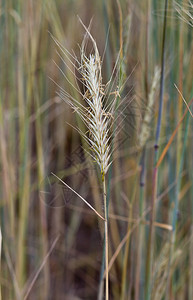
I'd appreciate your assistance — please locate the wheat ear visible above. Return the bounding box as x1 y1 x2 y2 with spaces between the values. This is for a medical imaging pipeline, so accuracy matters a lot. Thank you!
79 26 111 300
54 24 120 299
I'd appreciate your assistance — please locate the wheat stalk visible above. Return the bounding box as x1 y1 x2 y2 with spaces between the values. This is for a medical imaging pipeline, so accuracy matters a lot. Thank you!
79 34 110 299
53 22 121 300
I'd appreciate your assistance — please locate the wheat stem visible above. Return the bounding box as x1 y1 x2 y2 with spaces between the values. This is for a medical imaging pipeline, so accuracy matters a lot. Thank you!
103 177 109 300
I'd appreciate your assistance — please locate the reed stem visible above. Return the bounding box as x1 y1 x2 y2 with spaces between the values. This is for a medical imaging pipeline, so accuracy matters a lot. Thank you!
103 177 109 300
145 1 168 299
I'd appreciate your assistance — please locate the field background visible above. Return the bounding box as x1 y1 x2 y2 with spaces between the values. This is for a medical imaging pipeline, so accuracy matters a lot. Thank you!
0 0 193 299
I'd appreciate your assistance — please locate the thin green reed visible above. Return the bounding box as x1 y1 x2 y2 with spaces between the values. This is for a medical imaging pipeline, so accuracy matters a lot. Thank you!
170 90 193 297
138 149 146 300
164 4 178 297
167 6 192 297
102 0 112 80
145 0 168 299
173 93 193 234
155 0 168 152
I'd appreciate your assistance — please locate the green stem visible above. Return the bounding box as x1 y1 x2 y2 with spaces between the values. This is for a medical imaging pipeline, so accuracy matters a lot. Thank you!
145 167 158 300
155 0 168 147
135 148 146 300
121 154 140 299
103 178 109 300
145 1 168 299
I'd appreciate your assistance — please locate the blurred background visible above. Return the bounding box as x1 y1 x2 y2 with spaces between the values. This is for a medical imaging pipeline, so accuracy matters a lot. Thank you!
0 0 193 299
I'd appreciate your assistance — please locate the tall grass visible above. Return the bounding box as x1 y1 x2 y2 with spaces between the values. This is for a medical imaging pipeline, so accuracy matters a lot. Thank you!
0 0 192 299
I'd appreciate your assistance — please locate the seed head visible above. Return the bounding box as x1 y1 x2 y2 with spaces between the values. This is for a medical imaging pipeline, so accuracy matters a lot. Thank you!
54 26 119 180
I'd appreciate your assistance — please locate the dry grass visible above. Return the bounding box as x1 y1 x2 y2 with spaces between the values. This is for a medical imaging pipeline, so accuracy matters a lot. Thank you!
0 0 193 299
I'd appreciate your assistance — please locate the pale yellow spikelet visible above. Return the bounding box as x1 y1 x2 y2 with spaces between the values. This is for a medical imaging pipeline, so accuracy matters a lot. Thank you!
54 24 117 180
138 66 161 149
79 38 112 179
